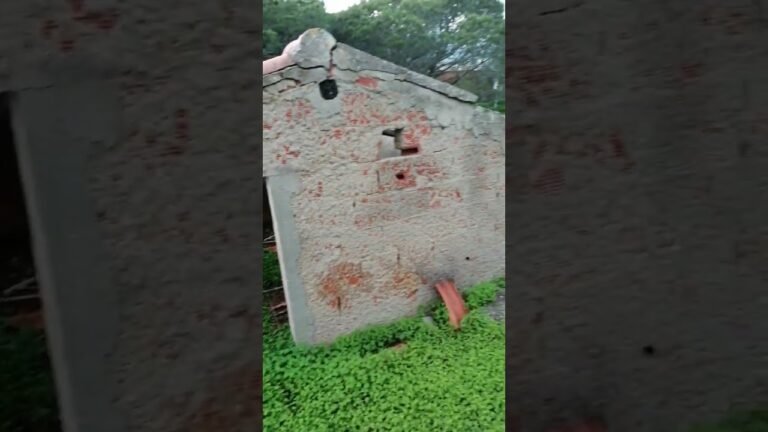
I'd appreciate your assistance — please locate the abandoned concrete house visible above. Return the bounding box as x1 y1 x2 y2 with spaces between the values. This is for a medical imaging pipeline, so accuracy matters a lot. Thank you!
263 29 505 344
1 2 259 431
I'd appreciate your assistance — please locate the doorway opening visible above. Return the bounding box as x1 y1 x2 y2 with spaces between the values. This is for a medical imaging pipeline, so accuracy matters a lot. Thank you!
263 180 288 325
0 93 61 431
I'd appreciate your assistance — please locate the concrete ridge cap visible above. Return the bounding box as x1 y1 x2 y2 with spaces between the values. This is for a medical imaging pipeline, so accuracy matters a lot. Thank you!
263 28 336 75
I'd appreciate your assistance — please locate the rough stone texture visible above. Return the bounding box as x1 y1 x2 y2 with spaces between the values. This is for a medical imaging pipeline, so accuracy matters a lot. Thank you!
484 291 505 322
332 43 479 103
285 28 336 70
0 2 259 432
507 1 768 431
263 30 504 344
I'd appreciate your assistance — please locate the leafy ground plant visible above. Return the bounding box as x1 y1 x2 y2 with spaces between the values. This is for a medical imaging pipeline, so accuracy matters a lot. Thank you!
263 279 505 432
263 249 282 290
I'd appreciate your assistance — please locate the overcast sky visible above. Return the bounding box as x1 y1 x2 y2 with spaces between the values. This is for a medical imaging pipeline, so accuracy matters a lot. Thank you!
324 0 505 14
324 0 362 13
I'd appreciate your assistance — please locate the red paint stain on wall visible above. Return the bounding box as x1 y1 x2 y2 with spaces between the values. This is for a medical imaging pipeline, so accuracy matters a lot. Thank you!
413 159 443 181
40 20 58 39
73 9 120 31
318 262 372 311
275 145 300 165
342 93 372 125
283 145 300 158
509 35 594 106
391 268 425 300
68 0 84 14
370 111 391 124
609 132 626 159
401 111 432 147
518 64 561 85
158 109 188 156
309 181 323 198
609 132 634 170
284 99 314 123
699 7 749 35
41 2 121 52
532 167 565 195
406 112 428 123
402 125 430 148
355 76 379 89
359 195 393 205
175 109 189 143
353 213 399 228
521 126 636 181
428 188 463 208
680 63 703 81
59 38 75 52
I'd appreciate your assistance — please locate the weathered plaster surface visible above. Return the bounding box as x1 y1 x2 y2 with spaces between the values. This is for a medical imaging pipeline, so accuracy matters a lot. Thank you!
0 2 259 432
263 29 504 344
507 1 768 431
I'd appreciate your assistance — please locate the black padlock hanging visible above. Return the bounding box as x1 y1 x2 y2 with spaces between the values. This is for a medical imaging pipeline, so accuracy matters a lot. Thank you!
318 79 338 100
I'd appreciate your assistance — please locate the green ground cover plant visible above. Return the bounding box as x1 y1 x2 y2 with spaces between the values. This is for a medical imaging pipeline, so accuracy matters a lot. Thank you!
263 278 505 432
263 249 282 290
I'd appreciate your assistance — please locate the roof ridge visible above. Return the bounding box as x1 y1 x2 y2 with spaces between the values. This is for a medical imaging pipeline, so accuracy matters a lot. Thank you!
263 28 478 103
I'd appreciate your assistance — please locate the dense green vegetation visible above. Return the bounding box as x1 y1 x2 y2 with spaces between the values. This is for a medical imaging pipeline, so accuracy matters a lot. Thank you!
263 249 282 291
263 278 505 431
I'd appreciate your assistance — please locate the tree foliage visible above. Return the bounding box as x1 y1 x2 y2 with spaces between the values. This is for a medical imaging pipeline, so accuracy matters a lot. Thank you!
332 0 504 78
263 0 331 58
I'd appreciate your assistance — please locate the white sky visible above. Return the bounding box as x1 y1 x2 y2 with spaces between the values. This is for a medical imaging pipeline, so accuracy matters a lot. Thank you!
324 0 505 14
324 0 362 13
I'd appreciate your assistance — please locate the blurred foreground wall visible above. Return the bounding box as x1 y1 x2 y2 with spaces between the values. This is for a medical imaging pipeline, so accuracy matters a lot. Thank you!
507 2 768 431
0 2 260 431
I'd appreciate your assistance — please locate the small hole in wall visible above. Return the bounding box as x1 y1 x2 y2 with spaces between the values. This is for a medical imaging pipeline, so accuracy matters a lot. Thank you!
642 345 656 356
465 256 471 261
318 79 338 100
395 172 405 180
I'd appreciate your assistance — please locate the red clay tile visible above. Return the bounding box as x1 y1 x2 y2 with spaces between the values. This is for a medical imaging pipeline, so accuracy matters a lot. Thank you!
434 279 466 329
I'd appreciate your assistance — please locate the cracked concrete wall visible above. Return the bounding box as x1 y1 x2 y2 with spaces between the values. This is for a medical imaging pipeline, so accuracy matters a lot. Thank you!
0 2 259 432
263 30 505 344
507 1 768 431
